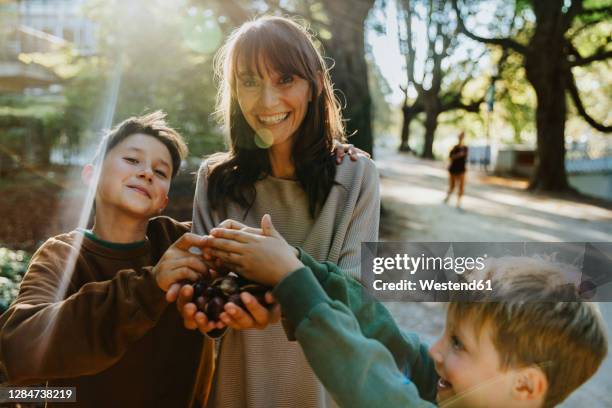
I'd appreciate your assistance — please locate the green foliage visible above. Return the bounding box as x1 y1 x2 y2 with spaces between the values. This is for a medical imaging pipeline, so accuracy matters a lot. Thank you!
61 0 226 157
0 102 63 124
497 48 536 143
0 97 66 167
0 248 30 313
367 57 396 137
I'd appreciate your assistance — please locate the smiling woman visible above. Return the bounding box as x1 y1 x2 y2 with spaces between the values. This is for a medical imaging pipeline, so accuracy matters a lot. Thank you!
185 15 381 408
207 15 346 216
236 66 312 151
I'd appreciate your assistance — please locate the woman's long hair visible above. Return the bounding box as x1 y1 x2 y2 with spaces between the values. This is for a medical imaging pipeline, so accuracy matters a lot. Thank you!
207 16 346 217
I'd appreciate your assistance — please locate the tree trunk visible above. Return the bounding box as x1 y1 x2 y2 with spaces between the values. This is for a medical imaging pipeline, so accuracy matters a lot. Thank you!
399 106 415 152
524 2 570 191
321 0 375 156
422 109 439 159
421 91 441 159
529 89 568 191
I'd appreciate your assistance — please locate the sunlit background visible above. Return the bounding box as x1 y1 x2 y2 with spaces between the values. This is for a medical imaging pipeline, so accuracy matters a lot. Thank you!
0 1 611 406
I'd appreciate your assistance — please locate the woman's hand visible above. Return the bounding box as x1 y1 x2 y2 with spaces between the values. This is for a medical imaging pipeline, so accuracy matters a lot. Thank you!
175 283 226 334
333 141 370 164
173 275 280 333
219 291 281 330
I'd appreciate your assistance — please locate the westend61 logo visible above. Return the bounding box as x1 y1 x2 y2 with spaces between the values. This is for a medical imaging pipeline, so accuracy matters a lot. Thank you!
370 253 491 294
372 253 487 275
360 242 612 302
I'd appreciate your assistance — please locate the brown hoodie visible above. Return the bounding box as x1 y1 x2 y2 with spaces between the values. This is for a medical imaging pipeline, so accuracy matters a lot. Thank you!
0 216 213 407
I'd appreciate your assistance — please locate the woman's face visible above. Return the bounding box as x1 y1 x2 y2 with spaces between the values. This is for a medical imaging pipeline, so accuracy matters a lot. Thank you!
235 59 311 150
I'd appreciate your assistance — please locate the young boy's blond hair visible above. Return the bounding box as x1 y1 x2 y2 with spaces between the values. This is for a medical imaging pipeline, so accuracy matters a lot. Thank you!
448 256 608 407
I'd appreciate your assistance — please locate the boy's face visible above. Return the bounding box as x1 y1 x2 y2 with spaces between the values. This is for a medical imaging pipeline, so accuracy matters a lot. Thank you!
429 316 533 408
95 133 172 219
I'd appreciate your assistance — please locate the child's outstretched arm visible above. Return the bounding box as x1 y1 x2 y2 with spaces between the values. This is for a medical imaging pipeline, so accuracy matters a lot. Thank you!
0 233 211 385
273 267 437 408
204 215 439 406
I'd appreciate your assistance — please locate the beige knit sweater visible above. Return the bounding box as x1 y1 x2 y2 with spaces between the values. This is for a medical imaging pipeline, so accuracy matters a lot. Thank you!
192 156 380 408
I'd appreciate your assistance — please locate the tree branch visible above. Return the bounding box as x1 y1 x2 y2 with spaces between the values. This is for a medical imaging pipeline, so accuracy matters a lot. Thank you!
404 95 424 114
570 49 612 66
430 5 448 94
442 95 482 113
579 5 612 16
562 0 583 32
570 18 603 39
567 70 612 132
458 98 483 113
451 0 528 55
398 0 422 91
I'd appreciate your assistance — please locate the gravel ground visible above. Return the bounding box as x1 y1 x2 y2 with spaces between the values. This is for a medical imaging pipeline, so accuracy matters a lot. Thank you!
376 148 612 407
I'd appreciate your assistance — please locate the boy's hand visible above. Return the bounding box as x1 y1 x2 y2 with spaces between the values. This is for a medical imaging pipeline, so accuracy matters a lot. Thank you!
154 233 209 294
204 214 303 286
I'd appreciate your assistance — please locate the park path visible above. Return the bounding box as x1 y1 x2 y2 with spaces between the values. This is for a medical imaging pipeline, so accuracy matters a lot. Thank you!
375 148 612 407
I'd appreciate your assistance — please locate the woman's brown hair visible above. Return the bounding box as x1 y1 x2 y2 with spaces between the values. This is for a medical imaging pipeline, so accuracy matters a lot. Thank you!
207 15 345 217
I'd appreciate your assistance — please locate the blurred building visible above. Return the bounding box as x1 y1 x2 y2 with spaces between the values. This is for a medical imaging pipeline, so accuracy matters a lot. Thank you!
0 0 98 172
1 0 97 93
567 152 612 201
12 0 96 55
493 144 612 201
494 147 535 179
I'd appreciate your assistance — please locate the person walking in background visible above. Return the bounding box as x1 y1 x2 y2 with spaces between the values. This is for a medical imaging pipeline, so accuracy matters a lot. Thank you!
444 131 468 208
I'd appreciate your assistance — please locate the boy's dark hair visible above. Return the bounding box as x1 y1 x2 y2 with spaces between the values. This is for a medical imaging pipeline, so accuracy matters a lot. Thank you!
94 111 188 178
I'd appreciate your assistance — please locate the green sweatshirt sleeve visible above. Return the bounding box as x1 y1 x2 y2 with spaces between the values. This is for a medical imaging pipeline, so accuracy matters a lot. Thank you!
273 250 439 408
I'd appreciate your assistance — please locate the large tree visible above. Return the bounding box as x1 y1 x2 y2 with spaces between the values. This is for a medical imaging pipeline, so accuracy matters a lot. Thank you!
318 0 376 154
397 0 483 157
453 0 612 191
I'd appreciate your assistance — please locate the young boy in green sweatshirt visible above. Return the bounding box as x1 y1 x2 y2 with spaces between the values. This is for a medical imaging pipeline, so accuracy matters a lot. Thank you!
0 112 217 407
202 214 608 408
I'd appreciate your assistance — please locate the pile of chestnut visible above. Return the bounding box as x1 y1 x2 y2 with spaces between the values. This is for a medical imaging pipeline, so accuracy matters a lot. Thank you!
190 274 270 322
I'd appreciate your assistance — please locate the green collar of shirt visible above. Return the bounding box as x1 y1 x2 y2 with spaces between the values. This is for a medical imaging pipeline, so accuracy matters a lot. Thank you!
80 229 146 250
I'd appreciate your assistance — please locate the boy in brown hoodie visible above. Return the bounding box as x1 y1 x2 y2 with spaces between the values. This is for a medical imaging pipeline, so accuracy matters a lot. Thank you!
0 112 215 407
